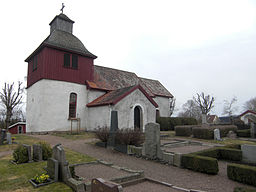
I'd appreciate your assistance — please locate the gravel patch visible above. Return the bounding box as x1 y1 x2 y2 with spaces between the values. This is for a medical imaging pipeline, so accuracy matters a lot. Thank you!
162 145 212 154
124 181 181 192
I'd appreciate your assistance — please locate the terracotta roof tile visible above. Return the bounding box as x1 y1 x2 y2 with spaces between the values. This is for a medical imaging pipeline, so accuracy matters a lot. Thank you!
87 85 158 107
86 65 172 98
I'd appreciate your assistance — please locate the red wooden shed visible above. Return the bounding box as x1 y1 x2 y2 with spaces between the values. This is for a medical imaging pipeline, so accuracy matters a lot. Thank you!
8 122 26 134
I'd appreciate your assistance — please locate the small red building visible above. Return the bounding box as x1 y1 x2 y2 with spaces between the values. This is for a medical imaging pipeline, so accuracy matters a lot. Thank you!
8 122 26 134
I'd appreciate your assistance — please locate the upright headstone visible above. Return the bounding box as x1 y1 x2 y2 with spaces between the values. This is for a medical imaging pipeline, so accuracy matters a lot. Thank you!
47 158 59 181
6 133 12 144
142 123 163 159
22 144 32 162
250 122 256 138
227 130 237 139
91 178 123 192
214 129 221 141
33 144 43 161
52 144 71 182
202 114 207 125
0 129 6 145
241 144 256 164
107 111 118 148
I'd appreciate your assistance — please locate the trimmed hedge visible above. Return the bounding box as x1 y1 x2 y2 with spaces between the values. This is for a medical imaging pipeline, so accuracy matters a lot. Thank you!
192 126 214 139
157 117 197 131
181 154 219 174
175 126 193 136
218 148 242 161
225 144 241 150
237 129 251 137
234 187 256 192
192 147 242 161
228 163 256 186
218 125 237 137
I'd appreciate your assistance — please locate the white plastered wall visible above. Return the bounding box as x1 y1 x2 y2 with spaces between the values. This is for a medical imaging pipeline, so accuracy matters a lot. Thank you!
26 79 89 132
113 89 156 131
153 96 170 117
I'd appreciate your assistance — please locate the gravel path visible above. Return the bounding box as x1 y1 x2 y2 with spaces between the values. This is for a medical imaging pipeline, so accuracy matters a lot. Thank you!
0 150 12 158
29 134 256 192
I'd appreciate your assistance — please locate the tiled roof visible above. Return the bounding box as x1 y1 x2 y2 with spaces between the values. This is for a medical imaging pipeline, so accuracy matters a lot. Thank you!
139 77 173 98
86 65 172 98
25 30 96 62
240 110 256 117
87 85 158 107
207 115 217 123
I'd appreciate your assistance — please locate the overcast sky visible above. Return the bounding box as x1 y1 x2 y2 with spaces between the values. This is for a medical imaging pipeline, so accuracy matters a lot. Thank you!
1 0 256 116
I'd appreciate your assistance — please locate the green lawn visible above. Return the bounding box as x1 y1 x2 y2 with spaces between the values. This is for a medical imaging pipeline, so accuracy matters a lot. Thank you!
0 134 96 192
51 131 95 140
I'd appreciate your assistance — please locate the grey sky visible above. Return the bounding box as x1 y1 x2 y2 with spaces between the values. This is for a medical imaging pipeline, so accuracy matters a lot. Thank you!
1 0 256 116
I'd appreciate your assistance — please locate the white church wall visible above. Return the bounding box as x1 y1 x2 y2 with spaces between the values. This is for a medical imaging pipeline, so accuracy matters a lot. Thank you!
87 106 110 131
26 79 88 132
87 89 106 103
113 89 156 131
153 96 170 117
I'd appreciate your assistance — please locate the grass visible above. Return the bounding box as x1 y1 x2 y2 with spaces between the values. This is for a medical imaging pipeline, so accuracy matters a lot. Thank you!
0 134 43 152
0 134 96 192
51 131 95 140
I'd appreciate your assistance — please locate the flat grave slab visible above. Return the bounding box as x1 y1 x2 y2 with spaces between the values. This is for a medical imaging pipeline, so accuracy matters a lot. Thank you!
162 145 212 154
75 164 132 183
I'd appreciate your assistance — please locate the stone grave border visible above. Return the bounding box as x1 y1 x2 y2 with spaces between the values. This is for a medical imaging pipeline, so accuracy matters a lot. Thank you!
121 177 206 192
70 159 144 191
29 178 55 188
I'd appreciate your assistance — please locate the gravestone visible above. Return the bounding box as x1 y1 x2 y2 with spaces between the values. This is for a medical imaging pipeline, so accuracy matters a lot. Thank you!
227 130 237 139
91 178 123 192
47 158 59 181
0 129 6 145
250 122 256 138
6 133 12 144
214 129 221 141
107 111 118 148
142 123 163 159
202 114 207 125
33 144 43 161
241 144 256 164
22 144 32 162
52 144 71 182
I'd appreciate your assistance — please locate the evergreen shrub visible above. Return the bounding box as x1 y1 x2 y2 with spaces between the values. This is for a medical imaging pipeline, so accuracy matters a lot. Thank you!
174 126 193 136
192 126 214 139
13 144 29 164
228 163 256 186
236 129 251 137
39 142 52 160
157 117 197 131
181 154 219 174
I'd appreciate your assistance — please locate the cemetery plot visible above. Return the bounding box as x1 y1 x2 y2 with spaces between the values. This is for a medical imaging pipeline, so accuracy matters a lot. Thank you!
74 161 143 184
161 139 218 154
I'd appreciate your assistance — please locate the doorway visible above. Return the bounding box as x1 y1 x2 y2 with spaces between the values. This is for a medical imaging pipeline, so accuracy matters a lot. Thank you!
134 106 142 130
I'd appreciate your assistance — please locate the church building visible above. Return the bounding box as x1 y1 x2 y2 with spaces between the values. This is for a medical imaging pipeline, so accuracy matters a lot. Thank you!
25 13 173 132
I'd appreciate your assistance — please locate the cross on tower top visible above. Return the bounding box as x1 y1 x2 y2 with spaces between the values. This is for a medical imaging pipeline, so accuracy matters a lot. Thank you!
60 3 65 13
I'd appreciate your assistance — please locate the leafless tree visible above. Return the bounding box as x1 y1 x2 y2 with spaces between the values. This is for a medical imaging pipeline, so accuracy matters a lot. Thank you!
243 97 256 112
169 97 176 116
0 82 24 130
193 92 214 115
178 99 201 120
222 96 238 116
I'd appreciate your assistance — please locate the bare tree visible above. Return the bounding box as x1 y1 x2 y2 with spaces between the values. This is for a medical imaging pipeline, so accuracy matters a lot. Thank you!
0 82 24 130
169 97 176 116
193 92 214 115
243 97 256 112
222 96 238 116
178 99 201 120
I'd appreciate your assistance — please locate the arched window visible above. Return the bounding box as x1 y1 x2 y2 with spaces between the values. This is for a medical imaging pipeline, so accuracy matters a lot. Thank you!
69 93 77 118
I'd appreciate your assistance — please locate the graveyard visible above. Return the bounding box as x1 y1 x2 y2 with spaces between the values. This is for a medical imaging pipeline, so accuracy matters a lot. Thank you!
1 120 256 192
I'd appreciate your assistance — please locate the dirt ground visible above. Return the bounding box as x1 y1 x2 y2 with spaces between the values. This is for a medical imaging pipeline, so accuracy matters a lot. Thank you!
29 134 256 192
